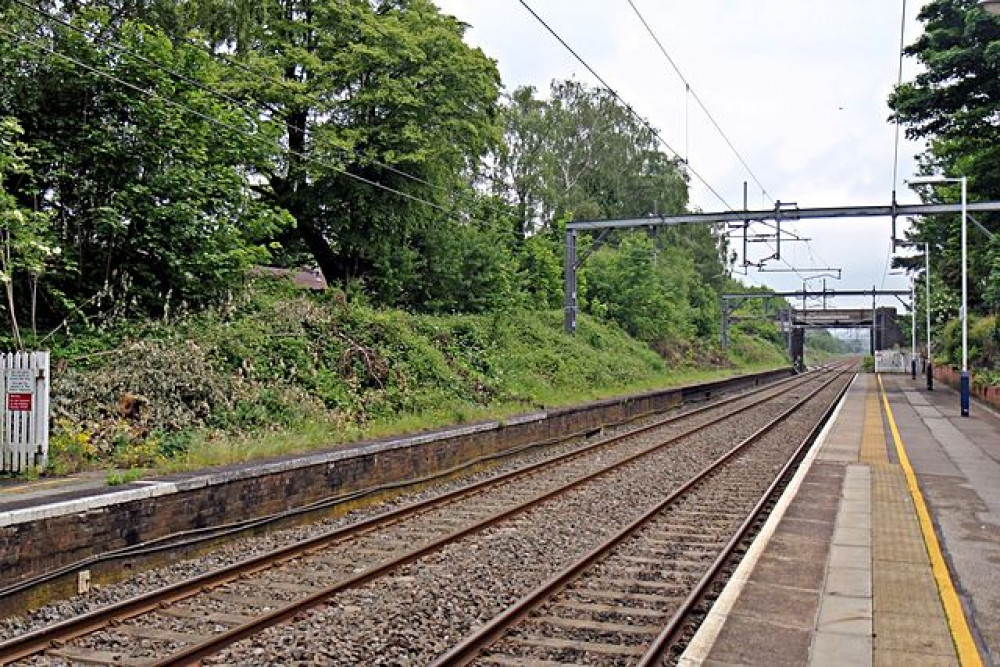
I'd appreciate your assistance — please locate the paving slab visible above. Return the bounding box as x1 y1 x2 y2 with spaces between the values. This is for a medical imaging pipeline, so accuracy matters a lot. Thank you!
883 374 1000 663
680 372 985 667
812 631 872 667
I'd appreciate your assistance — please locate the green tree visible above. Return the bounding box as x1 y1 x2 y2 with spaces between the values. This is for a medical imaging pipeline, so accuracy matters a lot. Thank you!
889 0 1000 313
496 80 688 234
0 6 289 322
0 117 55 347
583 233 716 344
186 0 503 297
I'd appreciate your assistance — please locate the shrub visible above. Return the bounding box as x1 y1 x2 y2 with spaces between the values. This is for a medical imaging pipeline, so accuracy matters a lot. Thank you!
47 420 98 474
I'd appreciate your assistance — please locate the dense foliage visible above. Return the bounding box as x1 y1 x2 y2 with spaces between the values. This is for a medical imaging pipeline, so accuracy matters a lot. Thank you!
0 0 801 473
48 277 786 471
890 0 1000 368
0 0 736 352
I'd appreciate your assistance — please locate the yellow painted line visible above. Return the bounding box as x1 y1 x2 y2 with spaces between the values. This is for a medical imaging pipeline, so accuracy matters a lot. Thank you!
0 478 77 494
877 374 983 667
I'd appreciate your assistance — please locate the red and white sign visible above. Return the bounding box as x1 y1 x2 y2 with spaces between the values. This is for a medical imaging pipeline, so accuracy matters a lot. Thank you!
7 393 32 411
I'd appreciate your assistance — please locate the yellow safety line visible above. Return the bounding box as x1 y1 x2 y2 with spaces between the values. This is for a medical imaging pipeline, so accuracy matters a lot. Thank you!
877 374 983 667
0 478 74 494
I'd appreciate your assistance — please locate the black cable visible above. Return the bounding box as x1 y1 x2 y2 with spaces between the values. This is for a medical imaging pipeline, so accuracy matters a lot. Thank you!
5 0 541 244
0 25 457 216
516 0 735 212
622 0 842 275
624 0 775 206
89 0 517 227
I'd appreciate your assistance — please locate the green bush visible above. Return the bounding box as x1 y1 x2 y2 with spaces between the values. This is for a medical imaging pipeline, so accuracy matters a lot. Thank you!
45 276 788 471
940 314 998 369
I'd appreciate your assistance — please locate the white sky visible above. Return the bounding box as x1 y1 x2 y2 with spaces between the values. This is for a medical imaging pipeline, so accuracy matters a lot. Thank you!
435 0 932 311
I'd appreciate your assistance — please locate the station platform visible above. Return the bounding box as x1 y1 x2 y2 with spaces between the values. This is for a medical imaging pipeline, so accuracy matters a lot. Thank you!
680 372 1000 667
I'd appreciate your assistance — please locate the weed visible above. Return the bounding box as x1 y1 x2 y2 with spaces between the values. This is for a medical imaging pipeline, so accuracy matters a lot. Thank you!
106 468 145 486
47 420 98 475
46 279 792 475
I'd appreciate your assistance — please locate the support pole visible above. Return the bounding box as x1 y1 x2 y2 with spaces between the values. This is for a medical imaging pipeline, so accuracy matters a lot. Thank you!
926 242 933 391
961 177 970 416
742 182 749 267
564 229 578 334
721 301 730 350
871 287 876 356
911 276 917 380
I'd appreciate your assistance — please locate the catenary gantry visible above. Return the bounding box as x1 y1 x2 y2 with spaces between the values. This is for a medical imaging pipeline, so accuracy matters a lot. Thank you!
563 200 1000 334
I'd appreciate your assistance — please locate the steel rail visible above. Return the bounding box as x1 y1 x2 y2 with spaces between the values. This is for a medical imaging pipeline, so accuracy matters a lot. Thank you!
149 370 847 667
637 370 854 666
0 370 792 605
0 369 796 605
0 370 818 664
429 367 853 666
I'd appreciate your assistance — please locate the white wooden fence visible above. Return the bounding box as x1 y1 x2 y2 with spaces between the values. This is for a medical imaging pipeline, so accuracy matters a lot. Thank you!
1 351 50 473
875 350 914 374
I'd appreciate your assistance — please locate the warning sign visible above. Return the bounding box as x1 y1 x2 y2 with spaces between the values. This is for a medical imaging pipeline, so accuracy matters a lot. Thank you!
7 393 32 411
7 369 33 394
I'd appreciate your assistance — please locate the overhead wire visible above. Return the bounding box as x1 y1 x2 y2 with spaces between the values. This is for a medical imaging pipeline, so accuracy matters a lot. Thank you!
883 0 909 299
891 0 908 198
623 0 774 205
12 0 502 222
515 0 809 284
515 0 735 212
0 24 456 216
618 0 822 280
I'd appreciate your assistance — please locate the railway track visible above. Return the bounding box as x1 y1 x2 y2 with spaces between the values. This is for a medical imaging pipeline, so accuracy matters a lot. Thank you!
433 365 853 666
1 363 853 665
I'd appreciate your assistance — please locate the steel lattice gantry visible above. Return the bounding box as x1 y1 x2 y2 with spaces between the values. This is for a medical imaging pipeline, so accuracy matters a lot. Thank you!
562 200 1000 333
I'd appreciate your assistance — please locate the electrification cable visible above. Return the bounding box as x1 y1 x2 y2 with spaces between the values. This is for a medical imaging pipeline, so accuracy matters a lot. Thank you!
624 0 775 205
516 0 735 212
516 0 809 282
0 25 454 216
891 0 908 198
11 0 496 221
617 0 828 277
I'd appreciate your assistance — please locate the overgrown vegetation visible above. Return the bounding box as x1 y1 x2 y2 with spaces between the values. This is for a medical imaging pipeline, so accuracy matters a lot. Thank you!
940 314 1000 385
44 278 785 473
0 1 795 475
890 0 1000 381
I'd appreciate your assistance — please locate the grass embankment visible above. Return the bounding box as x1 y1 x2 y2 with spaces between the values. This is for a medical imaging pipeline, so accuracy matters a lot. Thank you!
45 278 787 477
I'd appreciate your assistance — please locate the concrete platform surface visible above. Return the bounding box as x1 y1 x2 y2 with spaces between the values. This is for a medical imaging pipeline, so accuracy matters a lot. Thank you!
682 372 1000 667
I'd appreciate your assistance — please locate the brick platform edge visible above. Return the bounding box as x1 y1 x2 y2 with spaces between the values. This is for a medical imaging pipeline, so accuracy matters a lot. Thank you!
0 368 791 591
933 365 1000 410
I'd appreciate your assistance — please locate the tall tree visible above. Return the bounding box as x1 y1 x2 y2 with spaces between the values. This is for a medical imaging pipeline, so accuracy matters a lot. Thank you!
890 0 1000 311
189 0 503 290
495 80 689 235
0 5 288 322
0 116 55 346
496 80 730 342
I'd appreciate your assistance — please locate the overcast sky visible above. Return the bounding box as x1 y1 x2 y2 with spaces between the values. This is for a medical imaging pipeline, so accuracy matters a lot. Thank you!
435 0 933 313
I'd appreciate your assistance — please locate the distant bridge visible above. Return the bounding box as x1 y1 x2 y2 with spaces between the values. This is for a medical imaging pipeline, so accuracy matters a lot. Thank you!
721 290 909 370
789 309 877 327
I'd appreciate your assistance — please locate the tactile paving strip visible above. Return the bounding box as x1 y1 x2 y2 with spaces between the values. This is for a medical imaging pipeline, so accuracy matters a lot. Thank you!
870 390 959 666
